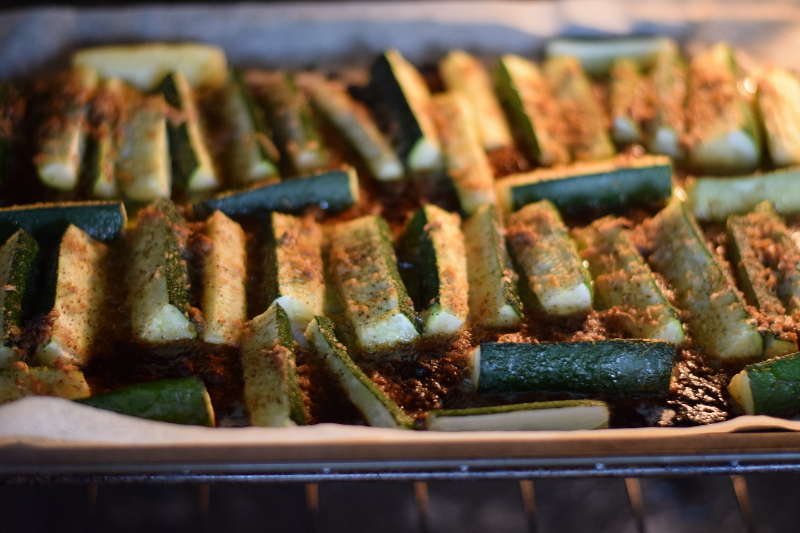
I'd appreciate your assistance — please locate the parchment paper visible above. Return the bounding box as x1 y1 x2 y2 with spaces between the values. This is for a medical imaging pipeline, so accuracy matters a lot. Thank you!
3 1 800 460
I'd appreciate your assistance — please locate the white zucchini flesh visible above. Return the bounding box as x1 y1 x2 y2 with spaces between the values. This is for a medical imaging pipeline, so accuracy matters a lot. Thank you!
432 92 497 215
439 50 513 152
35 225 109 367
127 211 196 342
0 363 90 405
201 211 247 345
266 213 325 346
116 97 172 202
72 43 228 91
240 306 297 427
329 216 419 354
427 404 610 431
545 37 676 77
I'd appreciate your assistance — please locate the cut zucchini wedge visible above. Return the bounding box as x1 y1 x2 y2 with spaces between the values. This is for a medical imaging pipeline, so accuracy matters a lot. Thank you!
308 75 403 184
306 315 414 429
401 205 469 338
647 199 763 361
685 42 761 175
35 67 97 192
127 201 197 342
471 340 676 396
495 54 570 167
329 215 419 356
756 66 800 168
116 95 172 202
426 400 610 431
371 49 444 173
222 70 280 185
646 40 688 160
0 230 39 370
507 200 592 317
439 50 514 152
76 378 215 426
727 208 798 358
83 77 124 199
496 154 672 214
0 201 126 246
463 204 523 329
609 57 646 146
432 92 496 215
263 212 325 346
241 303 306 427
72 43 228 91
193 166 359 219
573 216 685 344
545 37 676 77
259 71 329 176
34 225 109 367
544 55 615 162
157 71 220 194
728 351 800 417
0 363 90 405
200 211 247 345
685 167 800 222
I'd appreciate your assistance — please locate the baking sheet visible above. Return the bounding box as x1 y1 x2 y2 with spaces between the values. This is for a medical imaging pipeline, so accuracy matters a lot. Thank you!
4 1 800 471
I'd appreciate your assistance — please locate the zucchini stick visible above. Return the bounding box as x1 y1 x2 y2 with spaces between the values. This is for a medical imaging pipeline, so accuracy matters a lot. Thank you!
608 57 647 146
439 50 514 152
685 42 761 175
646 40 688 160
0 362 90 405
35 67 97 192
427 400 610 431
545 37 676 77
0 230 38 370
431 92 497 215
728 351 800 417
308 75 403 184
756 66 800 168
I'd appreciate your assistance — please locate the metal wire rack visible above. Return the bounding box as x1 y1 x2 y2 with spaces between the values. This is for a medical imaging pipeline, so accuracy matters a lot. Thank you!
7 472 800 532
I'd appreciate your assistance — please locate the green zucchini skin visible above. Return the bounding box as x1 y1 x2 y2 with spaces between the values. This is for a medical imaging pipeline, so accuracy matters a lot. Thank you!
426 399 610 431
647 199 763 361
474 340 676 396
76 378 215 426
507 200 592 317
259 71 329 176
192 167 359 219
728 352 800 417
306 315 415 429
0 230 39 369
241 303 307 426
0 201 127 245
497 155 672 214
685 167 800 222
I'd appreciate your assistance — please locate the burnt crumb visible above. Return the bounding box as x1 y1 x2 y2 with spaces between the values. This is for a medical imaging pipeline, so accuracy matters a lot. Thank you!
296 347 365 425
668 347 732 426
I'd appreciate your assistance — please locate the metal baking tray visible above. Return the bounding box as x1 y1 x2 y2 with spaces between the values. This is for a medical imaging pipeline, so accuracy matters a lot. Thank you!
4 1 800 482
